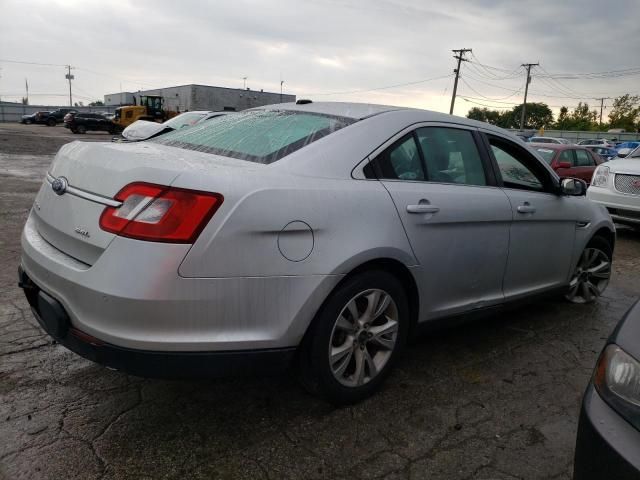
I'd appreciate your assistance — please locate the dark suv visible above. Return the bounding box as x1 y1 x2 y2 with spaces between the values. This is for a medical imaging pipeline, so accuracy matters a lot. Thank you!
64 112 117 134
42 108 78 126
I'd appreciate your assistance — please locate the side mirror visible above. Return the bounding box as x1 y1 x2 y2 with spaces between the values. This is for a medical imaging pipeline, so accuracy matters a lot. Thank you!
557 161 572 169
561 178 587 196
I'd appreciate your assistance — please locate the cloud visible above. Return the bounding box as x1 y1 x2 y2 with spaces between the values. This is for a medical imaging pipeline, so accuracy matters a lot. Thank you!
0 0 638 117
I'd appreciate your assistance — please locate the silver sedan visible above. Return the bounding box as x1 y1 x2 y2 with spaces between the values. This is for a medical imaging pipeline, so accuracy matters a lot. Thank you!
20 102 615 404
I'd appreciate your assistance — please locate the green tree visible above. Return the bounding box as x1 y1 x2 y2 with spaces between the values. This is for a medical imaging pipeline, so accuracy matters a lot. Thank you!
466 107 503 126
509 103 554 129
556 106 570 130
89 100 105 107
608 94 640 131
570 102 598 130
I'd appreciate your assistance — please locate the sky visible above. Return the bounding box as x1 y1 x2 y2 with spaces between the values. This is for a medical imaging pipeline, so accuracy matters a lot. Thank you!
1 0 639 118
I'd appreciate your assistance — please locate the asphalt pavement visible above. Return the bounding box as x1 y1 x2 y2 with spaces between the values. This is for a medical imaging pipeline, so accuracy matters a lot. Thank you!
1 123 639 479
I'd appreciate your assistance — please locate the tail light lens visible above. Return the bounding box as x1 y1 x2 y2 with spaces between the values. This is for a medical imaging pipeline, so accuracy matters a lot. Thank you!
99 182 223 243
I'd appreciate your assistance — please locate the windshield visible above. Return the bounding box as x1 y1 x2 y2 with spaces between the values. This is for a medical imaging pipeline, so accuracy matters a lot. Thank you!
154 110 355 163
535 148 555 164
163 112 209 130
629 146 640 158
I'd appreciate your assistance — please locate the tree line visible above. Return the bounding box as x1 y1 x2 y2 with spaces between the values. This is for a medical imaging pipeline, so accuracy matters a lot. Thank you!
466 94 640 132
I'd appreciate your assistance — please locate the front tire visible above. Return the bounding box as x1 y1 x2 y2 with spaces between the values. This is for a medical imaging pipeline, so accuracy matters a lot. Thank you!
298 270 409 404
76 125 87 134
47 118 56 126
565 236 612 304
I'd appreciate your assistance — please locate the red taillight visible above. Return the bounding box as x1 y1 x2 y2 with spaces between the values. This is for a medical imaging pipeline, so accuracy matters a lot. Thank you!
99 182 223 243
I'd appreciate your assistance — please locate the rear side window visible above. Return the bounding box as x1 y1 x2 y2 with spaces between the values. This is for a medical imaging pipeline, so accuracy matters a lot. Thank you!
374 135 425 181
415 127 486 185
154 110 354 164
575 149 594 166
369 127 487 186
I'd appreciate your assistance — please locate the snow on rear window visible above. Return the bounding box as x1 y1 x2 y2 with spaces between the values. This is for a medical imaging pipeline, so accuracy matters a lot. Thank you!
153 110 355 164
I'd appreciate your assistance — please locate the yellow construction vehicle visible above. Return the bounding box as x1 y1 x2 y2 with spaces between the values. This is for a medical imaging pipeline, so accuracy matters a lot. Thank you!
112 95 178 129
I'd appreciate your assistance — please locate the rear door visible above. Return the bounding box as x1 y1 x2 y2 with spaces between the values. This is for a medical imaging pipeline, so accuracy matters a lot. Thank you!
484 133 577 298
370 124 512 320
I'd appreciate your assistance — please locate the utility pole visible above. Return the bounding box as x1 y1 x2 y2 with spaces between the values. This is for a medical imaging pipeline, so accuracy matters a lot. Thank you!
243 76 247 90
65 65 75 107
280 80 284 103
595 97 610 125
519 63 539 131
449 48 472 115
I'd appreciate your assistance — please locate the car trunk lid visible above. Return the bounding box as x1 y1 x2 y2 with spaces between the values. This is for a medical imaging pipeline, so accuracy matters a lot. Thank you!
33 140 257 265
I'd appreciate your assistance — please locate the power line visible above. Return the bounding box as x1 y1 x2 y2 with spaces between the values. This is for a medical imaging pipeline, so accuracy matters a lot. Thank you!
460 77 523 101
303 73 453 96
0 58 67 67
458 95 587 110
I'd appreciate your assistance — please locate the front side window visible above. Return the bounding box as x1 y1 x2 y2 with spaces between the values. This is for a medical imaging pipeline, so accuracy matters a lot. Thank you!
415 127 486 186
154 110 354 164
575 149 594 166
558 150 574 165
535 148 555 165
489 137 548 192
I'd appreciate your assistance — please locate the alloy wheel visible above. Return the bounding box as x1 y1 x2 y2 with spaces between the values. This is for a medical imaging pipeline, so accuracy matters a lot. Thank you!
328 289 399 387
565 247 611 303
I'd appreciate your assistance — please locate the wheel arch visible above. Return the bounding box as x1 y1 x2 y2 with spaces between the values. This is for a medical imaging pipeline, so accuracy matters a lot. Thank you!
305 257 420 340
590 226 615 252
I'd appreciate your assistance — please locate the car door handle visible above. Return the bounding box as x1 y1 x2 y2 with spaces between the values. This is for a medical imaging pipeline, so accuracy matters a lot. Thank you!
407 204 440 214
517 203 536 214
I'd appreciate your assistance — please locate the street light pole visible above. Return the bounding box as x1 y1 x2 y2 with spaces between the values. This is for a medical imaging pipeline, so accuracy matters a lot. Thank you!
280 80 284 103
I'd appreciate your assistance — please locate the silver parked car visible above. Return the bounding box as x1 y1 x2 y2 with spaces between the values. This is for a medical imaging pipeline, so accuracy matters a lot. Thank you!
528 136 572 145
19 102 615 403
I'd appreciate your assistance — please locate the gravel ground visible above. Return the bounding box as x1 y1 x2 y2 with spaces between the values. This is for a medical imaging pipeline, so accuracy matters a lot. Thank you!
1 123 639 480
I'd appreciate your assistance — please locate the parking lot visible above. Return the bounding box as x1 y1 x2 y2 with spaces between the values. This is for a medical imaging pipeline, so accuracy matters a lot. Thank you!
1 123 639 480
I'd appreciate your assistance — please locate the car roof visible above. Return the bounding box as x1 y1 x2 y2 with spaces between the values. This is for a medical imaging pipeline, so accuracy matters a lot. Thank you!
255 101 514 135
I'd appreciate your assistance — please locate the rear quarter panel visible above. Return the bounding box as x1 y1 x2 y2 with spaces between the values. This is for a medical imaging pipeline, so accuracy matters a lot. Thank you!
177 171 417 278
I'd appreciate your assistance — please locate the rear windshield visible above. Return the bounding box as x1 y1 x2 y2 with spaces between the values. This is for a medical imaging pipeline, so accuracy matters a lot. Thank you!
535 148 555 164
153 110 355 163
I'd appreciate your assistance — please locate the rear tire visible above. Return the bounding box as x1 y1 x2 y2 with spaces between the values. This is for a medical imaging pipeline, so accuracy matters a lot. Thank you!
47 118 56 127
298 270 409 404
565 236 612 304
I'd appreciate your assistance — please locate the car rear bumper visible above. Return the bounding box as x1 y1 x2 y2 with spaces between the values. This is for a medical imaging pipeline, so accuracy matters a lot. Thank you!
18 266 297 378
573 385 640 480
21 214 342 352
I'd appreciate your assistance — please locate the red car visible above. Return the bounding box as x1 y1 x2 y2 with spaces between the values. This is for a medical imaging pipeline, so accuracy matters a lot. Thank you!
530 143 603 183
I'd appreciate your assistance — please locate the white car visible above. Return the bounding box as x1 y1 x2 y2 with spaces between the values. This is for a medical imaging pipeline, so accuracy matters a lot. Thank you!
588 146 640 227
120 111 229 142
528 136 571 145
577 139 614 147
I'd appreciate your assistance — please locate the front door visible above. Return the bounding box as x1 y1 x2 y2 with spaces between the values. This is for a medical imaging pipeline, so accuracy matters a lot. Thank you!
370 125 512 320
485 134 577 299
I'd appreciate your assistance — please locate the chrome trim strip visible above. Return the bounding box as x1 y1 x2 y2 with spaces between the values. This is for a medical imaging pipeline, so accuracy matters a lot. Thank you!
46 173 122 208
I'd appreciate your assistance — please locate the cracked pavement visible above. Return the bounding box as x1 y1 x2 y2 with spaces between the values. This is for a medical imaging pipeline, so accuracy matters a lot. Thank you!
1 124 640 479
